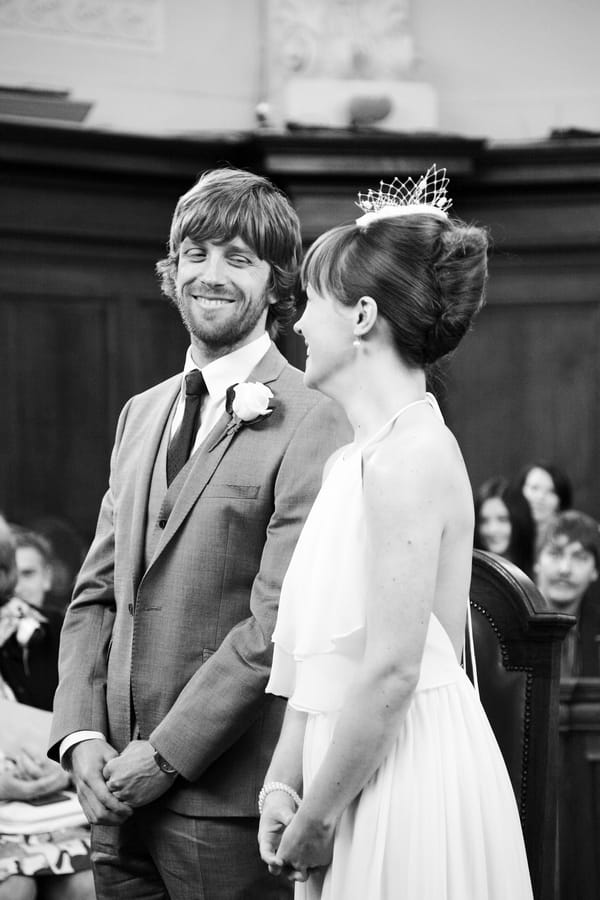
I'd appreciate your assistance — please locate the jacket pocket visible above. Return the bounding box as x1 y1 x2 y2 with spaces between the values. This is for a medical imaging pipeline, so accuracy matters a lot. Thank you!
202 483 260 500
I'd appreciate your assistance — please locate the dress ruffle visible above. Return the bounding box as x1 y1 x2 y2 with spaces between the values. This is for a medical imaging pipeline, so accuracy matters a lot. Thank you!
268 442 368 712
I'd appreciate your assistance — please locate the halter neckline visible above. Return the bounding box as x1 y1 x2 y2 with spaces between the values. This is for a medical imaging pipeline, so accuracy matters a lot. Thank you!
359 394 438 451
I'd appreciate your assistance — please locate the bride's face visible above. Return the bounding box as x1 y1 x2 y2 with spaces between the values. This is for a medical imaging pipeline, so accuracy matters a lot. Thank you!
294 283 356 392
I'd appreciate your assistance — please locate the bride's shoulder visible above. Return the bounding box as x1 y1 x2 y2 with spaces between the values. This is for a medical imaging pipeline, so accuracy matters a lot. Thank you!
322 442 352 481
379 411 450 458
367 417 460 495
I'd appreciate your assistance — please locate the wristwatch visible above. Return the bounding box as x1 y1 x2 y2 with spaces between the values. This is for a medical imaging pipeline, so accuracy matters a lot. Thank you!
152 749 178 776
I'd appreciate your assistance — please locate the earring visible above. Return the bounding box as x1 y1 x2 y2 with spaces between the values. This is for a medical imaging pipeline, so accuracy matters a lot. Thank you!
353 336 362 349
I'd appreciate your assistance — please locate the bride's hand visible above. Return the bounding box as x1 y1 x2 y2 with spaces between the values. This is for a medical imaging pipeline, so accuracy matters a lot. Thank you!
275 810 335 882
258 792 297 874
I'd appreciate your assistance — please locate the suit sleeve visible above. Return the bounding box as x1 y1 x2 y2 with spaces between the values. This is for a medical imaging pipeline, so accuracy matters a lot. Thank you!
149 397 350 780
48 400 132 760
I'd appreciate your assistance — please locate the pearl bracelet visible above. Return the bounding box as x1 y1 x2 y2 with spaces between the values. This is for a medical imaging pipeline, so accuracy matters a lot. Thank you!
258 781 302 814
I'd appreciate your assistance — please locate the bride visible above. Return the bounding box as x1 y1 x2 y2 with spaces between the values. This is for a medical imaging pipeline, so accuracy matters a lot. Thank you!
257 167 533 899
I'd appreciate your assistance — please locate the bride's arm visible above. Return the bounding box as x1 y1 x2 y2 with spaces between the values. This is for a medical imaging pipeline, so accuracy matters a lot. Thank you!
275 431 446 874
258 704 307 871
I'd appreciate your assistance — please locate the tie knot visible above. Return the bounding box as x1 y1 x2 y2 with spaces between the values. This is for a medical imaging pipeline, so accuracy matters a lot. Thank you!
184 370 206 397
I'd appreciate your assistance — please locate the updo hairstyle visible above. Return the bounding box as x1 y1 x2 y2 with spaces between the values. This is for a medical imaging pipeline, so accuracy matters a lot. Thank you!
301 212 489 366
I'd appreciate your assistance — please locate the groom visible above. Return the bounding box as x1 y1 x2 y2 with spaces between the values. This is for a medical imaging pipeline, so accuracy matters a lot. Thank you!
49 167 348 899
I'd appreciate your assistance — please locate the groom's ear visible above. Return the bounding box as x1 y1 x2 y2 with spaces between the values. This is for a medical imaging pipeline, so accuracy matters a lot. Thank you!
354 295 378 336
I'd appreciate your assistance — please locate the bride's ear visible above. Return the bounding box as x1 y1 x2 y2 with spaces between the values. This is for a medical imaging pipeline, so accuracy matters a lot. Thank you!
353 295 378 339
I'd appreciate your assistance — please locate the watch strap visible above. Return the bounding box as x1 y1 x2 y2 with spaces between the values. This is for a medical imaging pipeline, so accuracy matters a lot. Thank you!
153 749 178 776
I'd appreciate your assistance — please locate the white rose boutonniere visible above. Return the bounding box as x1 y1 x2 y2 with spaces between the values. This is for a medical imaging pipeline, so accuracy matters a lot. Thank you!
215 382 274 446
230 382 273 421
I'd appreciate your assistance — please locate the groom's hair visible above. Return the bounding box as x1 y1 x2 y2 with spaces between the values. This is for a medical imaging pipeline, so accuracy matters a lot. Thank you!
156 167 302 338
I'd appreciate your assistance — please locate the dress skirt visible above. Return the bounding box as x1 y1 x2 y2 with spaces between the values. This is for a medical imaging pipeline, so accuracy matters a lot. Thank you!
298 663 532 900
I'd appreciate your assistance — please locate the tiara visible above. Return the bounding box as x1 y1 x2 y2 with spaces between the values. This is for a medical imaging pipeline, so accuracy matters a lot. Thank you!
355 164 452 227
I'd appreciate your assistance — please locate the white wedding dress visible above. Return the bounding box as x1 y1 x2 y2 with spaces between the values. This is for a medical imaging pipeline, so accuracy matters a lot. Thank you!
266 396 533 900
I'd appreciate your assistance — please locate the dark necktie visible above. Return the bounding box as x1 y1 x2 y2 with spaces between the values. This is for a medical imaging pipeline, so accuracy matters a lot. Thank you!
166 369 207 486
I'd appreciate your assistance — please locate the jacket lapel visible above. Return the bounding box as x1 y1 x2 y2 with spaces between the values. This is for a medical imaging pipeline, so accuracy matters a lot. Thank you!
129 377 180 588
148 343 288 568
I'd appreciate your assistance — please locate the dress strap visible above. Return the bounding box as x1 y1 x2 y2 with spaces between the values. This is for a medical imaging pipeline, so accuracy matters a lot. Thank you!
466 600 480 698
362 393 443 451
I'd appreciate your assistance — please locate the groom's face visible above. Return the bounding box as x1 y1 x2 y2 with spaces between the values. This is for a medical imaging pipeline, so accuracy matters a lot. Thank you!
175 236 275 358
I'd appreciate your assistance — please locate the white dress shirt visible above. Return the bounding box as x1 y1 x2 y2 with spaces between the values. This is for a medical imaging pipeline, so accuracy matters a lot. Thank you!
59 332 272 765
172 331 271 450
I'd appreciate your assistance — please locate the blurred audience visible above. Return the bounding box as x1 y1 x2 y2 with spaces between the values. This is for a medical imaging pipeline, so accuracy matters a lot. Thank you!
0 524 62 712
0 517 94 899
13 531 54 613
534 510 600 677
474 475 536 576
27 517 86 616
513 460 573 551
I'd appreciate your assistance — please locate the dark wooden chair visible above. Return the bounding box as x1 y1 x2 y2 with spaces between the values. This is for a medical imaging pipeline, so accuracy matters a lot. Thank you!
468 549 574 900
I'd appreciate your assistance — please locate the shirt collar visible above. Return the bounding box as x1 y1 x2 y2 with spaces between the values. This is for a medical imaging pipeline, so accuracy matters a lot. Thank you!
182 332 271 400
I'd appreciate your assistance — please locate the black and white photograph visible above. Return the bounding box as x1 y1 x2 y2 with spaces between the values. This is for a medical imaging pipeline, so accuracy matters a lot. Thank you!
0 2 599 898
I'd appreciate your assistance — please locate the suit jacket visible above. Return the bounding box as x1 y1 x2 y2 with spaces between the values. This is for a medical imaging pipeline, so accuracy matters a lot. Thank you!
49 343 349 816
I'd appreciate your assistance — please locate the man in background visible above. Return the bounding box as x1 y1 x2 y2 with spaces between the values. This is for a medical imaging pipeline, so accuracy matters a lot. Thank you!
535 509 600 676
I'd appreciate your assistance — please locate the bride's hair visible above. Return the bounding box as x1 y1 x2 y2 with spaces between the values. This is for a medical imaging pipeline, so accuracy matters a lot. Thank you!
301 214 489 366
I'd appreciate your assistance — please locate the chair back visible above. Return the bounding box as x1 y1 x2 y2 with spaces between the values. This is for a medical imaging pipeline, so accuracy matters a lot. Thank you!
468 550 573 900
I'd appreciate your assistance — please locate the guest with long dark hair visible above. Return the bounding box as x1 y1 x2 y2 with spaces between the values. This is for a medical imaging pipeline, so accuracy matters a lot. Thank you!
513 460 573 551
474 476 536 576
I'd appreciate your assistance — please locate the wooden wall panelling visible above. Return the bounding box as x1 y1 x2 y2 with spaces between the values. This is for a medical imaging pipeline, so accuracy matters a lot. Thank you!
255 130 485 243
0 285 114 540
444 259 600 515
0 237 191 540
133 294 190 391
451 159 600 517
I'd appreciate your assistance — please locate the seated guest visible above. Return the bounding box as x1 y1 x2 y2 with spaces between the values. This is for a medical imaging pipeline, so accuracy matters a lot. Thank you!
534 510 600 677
13 530 54 614
0 523 62 711
0 518 94 899
0 750 94 900
26 517 86 616
474 475 536 576
513 460 573 551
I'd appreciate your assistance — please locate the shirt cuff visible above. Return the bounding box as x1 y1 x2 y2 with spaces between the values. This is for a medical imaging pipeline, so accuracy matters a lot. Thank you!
59 731 105 767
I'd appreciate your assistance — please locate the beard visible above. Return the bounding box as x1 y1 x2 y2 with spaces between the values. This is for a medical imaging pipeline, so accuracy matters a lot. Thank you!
174 285 270 352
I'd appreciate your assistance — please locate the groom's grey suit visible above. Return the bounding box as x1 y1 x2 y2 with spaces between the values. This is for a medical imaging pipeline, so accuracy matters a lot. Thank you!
49 342 348 895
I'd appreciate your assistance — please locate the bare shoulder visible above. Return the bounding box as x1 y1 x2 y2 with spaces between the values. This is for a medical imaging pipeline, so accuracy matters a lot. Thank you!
364 412 469 514
322 445 347 480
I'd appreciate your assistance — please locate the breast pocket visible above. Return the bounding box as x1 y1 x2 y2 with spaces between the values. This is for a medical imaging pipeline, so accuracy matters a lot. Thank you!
202 483 260 500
